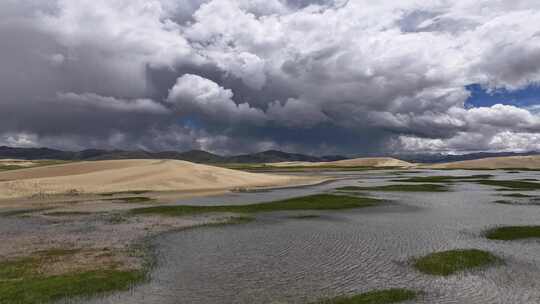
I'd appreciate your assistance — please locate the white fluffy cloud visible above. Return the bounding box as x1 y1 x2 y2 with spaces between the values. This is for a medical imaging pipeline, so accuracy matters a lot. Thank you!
166 74 266 123
58 92 169 114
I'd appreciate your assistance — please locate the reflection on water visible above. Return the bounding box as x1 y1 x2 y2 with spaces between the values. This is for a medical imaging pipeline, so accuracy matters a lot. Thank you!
81 170 540 304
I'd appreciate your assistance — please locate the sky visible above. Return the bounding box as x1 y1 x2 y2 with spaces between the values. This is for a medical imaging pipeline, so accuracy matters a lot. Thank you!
1 0 540 155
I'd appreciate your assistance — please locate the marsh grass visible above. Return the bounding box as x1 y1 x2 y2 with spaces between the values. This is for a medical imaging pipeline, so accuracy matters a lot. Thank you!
501 193 535 198
44 211 93 216
288 214 321 219
313 289 418 304
476 180 540 190
0 208 52 217
103 196 154 203
413 249 500 276
0 164 26 171
492 200 519 205
335 184 448 192
106 213 129 224
393 175 492 183
100 190 151 196
131 194 382 216
0 269 144 304
485 226 540 240
0 249 145 304
492 199 540 206
221 164 403 172
198 215 255 227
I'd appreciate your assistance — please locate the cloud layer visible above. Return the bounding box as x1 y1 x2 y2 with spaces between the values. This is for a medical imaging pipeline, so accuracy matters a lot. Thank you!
1 0 540 154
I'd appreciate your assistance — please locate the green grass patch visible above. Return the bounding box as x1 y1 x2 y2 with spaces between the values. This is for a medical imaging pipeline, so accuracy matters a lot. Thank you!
288 214 321 219
103 196 154 203
492 200 518 205
413 249 500 276
501 193 535 198
131 194 382 216
221 164 403 172
336 184 448 192
0 249 145 304
0 208 52 217
0 164 27 171
485 226 540 240
393 175 492 183
0 257 39 280
0 269 144 304
100 190 151 197
313 288 418 304
476 180 540 190
44 211 93 216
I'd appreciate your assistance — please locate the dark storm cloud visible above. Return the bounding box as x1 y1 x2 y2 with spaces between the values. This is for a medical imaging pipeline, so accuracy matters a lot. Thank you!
2 0 540 154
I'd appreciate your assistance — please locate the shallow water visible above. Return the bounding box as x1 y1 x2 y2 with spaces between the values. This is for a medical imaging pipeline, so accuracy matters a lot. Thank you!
76 170 540 304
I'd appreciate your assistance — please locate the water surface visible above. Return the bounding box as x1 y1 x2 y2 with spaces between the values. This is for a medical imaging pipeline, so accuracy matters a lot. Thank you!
82 170 540 304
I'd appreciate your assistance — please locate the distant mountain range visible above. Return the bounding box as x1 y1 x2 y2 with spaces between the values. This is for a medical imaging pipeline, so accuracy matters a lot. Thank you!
394 151 540 163
0 146 347 164
1 146 539 164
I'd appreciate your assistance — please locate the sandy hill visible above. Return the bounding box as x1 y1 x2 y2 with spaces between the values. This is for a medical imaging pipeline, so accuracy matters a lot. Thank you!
426 155 540 169
0 159 305 200
269 157 413 168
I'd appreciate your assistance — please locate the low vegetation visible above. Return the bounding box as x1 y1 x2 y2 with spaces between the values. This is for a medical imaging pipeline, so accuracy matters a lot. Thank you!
100 190 151 196
0 164 26 171
492 199 539 206
197 215 255 227
501 193 534 198
393 175 492 183
492 200 518 205
476 180 540 190
131 194 382 216
485 226 540 240
313 288 418 304
221 164 402 172
103 196 154 203
288 214 321 219
335 184 448 192
413 249 501 276
0 249 145 304
0 160 69 172
44 211 93 216
0 208 50 217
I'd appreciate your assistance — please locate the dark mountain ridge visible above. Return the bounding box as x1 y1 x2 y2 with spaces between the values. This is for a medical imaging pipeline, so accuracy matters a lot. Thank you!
0 146 346 164
394 151 540 163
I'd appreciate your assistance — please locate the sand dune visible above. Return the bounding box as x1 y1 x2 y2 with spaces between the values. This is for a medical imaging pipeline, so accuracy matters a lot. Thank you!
426 155 540 169
269 157 413 168
0 159 307 199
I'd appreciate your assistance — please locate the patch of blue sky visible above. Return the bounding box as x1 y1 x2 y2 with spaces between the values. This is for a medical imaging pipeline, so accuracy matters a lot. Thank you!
465 84 540 110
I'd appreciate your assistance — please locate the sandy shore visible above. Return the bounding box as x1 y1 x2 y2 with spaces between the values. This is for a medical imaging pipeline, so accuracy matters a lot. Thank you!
424 155 540 169
0 159 318 200
0 204 245 274
0 159 329 278
269 157 413 168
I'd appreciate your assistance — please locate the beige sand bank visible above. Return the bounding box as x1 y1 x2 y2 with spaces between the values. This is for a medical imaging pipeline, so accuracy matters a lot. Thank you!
269 157 413 168
0 159 308 199
425 155 540 169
